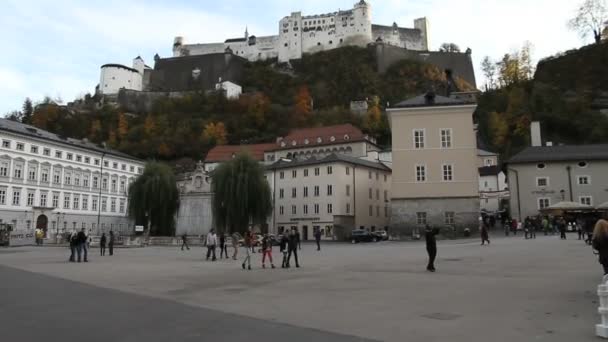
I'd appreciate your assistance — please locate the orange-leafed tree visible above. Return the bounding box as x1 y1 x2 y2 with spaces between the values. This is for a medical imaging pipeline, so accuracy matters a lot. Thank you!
118 112 129 140
202 122 228 145
293 85 313 126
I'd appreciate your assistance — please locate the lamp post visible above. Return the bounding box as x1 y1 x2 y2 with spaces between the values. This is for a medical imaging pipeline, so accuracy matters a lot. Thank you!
96 144 107 236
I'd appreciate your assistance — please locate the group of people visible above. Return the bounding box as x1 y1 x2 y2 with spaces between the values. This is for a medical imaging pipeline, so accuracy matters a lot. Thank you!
182 228 310 270
67 229 115 262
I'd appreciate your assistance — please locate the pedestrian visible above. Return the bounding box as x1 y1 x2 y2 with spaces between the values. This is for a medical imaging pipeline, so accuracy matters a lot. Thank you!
296 229 302 250
314 227 322 251
481 219 490 245
109 230 115 256
231 232 239 260
425 225 439 272
559 217 567 240
286 228 300 268
524 217 530 240
261 234 275 269
205 229 217 261
250 230 257 254
68 230 78 262
219 232 228 259
511 218 518 236
242 231 252 270
76 228 87 262
577 219 584 240
530 220 537 239
181 233 190 251
280 233 289 268
100 233 107 256
592 219 608 275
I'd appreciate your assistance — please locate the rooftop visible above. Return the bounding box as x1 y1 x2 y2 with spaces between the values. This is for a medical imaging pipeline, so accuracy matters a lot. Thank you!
204 143 276 163
0 118 141 161
478 149 498 157
266 153 391 172
508 144 608 164
273 124 370 150
391 92 476 109
100 63 139 73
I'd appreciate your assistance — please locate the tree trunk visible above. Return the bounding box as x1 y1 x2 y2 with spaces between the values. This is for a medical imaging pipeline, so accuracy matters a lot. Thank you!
595 29 601 44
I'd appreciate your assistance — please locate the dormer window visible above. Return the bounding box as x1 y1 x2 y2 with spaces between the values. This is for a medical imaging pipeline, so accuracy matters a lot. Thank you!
344 134 350 141
330 136 336 142
292 140 297 146
304 139 309 145
281 142 286 148
317 137 322 143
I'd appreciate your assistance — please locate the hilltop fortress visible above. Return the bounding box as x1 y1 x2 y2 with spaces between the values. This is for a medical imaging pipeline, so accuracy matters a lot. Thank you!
172 0 429 62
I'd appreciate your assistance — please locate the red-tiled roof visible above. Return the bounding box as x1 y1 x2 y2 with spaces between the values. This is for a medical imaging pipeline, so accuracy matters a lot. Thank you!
205 143 276 162
273 124 367 150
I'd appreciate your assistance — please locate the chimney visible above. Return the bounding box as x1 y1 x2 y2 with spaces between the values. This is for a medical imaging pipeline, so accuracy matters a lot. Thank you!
530 121 542 147
424 91 436 105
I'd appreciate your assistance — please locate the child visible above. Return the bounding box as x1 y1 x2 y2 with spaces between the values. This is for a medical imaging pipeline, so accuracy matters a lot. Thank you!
280 234 289 268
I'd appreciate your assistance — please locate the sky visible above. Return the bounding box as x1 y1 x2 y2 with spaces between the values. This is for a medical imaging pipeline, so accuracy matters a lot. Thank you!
0 0 590 114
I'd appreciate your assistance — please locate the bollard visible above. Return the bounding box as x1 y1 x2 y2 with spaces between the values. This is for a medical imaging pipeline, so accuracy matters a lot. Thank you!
597 275 608 338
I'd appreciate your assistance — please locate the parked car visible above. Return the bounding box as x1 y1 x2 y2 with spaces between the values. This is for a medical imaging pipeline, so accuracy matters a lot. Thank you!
372 230 389 241
350 230 379 244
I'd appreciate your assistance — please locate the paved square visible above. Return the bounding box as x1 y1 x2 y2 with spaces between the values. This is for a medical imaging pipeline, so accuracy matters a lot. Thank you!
0 235 602 341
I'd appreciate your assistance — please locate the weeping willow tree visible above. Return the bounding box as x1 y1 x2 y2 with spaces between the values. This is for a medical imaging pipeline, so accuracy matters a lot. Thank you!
212 153 272 234
128 162 180 236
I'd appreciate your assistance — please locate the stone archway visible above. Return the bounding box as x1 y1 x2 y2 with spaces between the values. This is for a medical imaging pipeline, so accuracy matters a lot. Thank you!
36 215 48 233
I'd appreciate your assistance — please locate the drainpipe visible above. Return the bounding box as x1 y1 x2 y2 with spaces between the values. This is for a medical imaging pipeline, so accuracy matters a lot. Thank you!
566 166 574 202
507 168 521 222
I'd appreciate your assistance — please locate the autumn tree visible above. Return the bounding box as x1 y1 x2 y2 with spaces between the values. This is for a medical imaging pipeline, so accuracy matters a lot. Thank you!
481 56 497 91
293 85 313 125
202 122 228 145
568 0 607 44
21 98 33 124
118 112 129 140
363 96 382 133
439 43 461 53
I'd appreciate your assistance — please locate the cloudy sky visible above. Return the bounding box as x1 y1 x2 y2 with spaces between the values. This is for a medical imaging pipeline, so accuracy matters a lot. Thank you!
0 0 589 114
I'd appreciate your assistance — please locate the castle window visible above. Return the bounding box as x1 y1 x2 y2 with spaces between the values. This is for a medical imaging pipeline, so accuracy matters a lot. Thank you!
317 42 321 46
340 39 343 43
329 40 333 44
284 43 288 47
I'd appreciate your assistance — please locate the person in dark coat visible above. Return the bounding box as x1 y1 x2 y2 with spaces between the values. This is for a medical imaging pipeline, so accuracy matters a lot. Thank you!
425 225 439 272
219 232 228 259
314 228 322 251
100 233 107 256
76 228 87 262
68 231 78 262
592 220 608 274
108 230 115 256
181 233 190 251
481 219 490 245
286 229 300 268
280 234 289 268
559 217 567 240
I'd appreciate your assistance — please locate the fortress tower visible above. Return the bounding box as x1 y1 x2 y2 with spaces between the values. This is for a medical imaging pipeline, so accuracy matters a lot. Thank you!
353 0 373 42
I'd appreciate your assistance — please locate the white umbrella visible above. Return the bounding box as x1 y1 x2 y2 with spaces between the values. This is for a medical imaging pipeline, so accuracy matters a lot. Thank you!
544 201 594 211
597 202 608 210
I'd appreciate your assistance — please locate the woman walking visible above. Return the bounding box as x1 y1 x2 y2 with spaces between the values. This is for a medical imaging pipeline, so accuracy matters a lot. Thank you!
592 219 608 275
481 219 490 245
242 231 252 270
261 234 275 269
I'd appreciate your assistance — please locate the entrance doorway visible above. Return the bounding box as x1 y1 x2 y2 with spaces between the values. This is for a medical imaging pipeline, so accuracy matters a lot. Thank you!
302 226 309 241
36 215 48 235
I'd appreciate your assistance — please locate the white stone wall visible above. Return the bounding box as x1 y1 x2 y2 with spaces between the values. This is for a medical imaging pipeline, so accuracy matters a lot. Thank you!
99 66 143 95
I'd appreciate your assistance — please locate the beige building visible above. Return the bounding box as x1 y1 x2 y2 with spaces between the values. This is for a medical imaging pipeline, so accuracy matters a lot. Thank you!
266 154 391 240
387 93 480 235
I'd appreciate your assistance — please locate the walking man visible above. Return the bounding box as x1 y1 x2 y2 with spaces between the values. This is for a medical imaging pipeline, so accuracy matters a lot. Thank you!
68 230 78 262
287 229 300 268
231 232 239 260
76 228 87 262
108 230 115 256
261 234 275 269
206 229 217 261
425 225 439 272
100 233 107 256
559 217 567 240
181 233 190 251
242 231 252 270
481 219 490 245
219 232 228 259
314 228 322 251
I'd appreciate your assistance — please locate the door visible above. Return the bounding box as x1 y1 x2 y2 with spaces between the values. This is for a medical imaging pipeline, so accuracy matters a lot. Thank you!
302 226 309 241
36 215 48 236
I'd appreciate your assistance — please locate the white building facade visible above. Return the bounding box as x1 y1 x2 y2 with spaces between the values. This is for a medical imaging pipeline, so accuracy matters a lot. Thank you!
173 1 429 63
0 119 145 237
266 154 391 240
